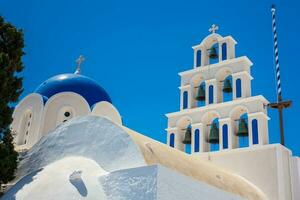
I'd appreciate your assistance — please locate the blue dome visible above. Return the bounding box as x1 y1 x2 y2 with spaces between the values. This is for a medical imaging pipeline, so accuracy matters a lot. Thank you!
35 73 112 107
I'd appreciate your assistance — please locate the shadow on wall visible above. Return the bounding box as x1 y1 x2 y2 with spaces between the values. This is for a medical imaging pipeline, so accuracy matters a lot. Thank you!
69 170 88 197
1 168 43 200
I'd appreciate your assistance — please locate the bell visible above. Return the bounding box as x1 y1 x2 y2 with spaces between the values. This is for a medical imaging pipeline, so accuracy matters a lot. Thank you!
222 79 232 93
237 118 248 137
208 46 218 59
195 85 205 101
182 126 192 144
208 123 219 144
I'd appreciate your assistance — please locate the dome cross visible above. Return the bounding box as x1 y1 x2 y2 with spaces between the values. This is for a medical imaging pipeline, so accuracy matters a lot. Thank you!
75 55 85 74
209 24 219 34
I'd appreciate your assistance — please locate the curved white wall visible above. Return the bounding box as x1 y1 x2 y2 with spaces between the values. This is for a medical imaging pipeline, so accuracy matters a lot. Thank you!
12 92 122 150
91 101 122 125
40 92 90 137
11 93 44 149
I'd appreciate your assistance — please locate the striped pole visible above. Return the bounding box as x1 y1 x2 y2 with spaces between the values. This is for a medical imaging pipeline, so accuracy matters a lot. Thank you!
268 4 292 146
271 5 282 101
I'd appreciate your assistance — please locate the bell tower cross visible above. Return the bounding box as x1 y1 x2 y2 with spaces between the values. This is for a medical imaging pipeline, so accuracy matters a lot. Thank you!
209 24 219 34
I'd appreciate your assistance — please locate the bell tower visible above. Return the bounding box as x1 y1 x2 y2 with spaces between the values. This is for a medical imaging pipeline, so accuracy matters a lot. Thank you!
165 25 270 154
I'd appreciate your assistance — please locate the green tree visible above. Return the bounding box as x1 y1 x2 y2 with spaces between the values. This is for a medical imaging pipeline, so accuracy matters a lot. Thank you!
0 15 24 194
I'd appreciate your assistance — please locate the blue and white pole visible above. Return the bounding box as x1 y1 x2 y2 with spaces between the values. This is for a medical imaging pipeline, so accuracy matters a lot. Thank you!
271 5 282 100
268 5 292 146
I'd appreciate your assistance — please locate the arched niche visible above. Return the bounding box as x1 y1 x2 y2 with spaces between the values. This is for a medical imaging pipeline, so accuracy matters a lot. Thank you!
41 92 90 138
229 106 249 149
221 42 227 61
197 33 223 66
194 129 200 152
190 74 206 108
169 133 175 148
252 119 259 145
201 111 221 152
208 43 219 64
182 91 188 109
222 124 228 149
209 118 220 151
208 85 214 104
91 101 122 125
11 93 44 149
193 33 237 68
196 49 201 67
236 78 242 98
176 116 192 153
215 67 233 103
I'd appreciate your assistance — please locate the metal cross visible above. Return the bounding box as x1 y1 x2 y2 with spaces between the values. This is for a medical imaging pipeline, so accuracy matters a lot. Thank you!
75 55 85 74
209 24 219 34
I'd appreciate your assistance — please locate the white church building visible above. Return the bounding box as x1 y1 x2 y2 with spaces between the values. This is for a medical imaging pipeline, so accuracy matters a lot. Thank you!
3 25 300 200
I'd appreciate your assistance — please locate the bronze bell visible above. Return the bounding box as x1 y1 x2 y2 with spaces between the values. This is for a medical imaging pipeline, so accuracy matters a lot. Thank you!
208 123 219 144
182 126 192 144
208 46 218 59
223 79 232 93
195 85 205 101
237 118 248 137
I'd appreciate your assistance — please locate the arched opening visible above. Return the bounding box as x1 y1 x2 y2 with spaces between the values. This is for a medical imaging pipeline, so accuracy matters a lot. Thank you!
208 43 219 64
222 75 233 102
222 124 228 149
196 49 201 67
194 129 200 152
215 67 232 103
195 82 206 107
202 111 220 152
209 85 214 104
230 106 249 149
182 124 192 154
191 75 204 108
252 119 259 145
170 133 175 148
176 116 192 153
222 43 227 60
183 91 188 109
209 118 219 151
236 78 242 98
237 113 249 148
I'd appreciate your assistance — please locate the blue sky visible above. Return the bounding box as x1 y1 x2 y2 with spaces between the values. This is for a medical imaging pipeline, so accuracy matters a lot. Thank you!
1 0 299 155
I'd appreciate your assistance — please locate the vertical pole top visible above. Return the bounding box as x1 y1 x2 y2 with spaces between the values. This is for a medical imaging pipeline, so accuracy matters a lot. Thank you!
271 4 276 13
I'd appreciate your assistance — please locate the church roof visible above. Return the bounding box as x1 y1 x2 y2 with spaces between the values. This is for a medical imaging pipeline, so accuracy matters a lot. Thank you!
35 73 112 107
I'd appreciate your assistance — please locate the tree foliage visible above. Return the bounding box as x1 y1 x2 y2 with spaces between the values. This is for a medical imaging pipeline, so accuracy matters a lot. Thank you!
0 15 24 192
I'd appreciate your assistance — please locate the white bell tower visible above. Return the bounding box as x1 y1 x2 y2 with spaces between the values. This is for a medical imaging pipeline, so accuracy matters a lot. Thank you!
165 25 270 154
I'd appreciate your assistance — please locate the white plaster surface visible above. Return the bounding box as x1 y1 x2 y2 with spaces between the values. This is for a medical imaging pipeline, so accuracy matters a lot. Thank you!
91 101 122 125
2 162 244 200
192 144 293 200
291 156 300 200
1 157 108 200
100 165 243 200
16 115 146 179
